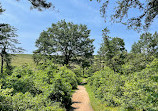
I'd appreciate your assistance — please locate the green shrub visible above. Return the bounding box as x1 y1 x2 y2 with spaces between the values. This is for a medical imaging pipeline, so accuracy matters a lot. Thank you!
48 78 72 109
84 65 99 77
5 65 37 95
34 65 76 109
73 67 82 77
120 58 158 111
11 92 64 111
0 62 78 110
0 86 13 111
57 66 78 89
121 54 154 75
88 67 124 106
88 59 158 110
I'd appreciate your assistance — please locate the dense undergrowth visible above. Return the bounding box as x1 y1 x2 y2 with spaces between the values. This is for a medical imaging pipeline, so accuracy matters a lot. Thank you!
85 85 120 111
87 58 158 111
0 61 78 111
1 54 158 111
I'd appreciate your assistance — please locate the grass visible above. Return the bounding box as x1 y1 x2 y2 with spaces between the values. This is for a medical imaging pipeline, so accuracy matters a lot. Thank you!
11 54 34 66
85 84 120 111
0 54 35 68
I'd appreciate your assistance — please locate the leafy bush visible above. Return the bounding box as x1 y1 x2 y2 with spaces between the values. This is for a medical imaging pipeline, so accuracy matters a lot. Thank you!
120 58 158 111
11 92 64 111
0 86 64 111
88 59 158 111
0 62 78 110
73 67 82 83
4 65 37 95
121 54 154 75
34 65 77 108
88 67 124 106
84 65 99 77
73 67 82 77
57 66 78 89
48 78 72 108
0 86 13 111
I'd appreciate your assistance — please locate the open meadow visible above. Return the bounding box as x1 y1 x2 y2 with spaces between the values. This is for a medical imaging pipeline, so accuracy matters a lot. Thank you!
11 54 34 67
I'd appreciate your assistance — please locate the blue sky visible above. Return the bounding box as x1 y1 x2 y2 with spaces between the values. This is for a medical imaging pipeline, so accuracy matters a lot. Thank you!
1 0 158 54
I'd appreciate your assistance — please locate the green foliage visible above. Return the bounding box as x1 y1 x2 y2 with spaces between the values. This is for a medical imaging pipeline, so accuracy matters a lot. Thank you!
73 63 99 79
85 85 120 111
91 0 158 31
33 20 94 65
87 58 158 111
11 92 64 111
0 86 13 110
0 24 23 74
25 0 53 11
84 65 98 77
57 66 78 89
73 67 83 83
88 31 158 110
0 60 78 110
0 86 64 111
98 28 127 72
120 58 158 111
48 78 72 108
88 67 124 106
73 67 82 77
121 53 154 75
5 65 36 95
131 32 158 57
34 63 77 108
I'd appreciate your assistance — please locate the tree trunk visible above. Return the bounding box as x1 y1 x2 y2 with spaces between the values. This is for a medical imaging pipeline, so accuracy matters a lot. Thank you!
1 54 4 74
99 55 102 69
64 55 69 65
82 67 84 76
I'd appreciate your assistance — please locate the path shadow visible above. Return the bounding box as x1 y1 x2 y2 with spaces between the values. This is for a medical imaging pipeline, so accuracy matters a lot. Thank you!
72 101 81 104
79 82 87 85
68 106 78 111
68 101 81 111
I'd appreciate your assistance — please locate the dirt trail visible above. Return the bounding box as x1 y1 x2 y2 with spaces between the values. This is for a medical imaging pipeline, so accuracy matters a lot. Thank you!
70 85 93 111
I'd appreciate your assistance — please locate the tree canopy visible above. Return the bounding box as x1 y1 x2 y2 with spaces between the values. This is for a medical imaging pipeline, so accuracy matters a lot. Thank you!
1 0 157 31
98 28 126 72
131 32 158 57
0 3 5 14
20 0 54 11
0 0 54 13
34 20 94 65
91 0 158 31
0 24 23 74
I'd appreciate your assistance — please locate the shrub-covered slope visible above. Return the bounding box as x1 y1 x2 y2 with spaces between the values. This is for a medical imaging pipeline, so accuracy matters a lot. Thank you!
88 58 158 111
0 63 78 111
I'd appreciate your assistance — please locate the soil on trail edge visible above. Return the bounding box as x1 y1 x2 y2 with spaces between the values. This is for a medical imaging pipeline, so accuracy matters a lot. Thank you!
70 85 94 111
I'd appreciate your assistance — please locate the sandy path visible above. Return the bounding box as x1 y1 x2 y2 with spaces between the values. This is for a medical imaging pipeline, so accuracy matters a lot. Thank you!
70 85 93 111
